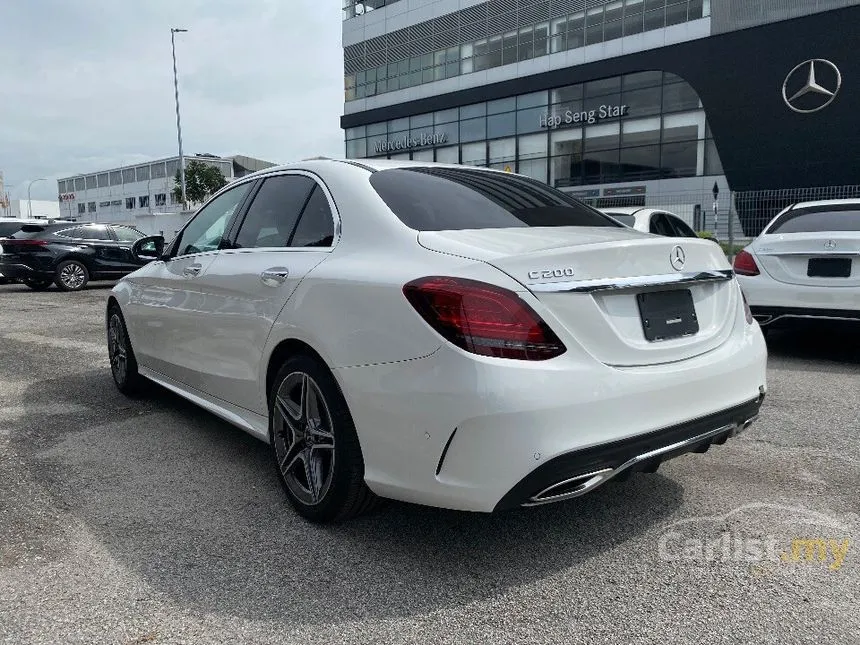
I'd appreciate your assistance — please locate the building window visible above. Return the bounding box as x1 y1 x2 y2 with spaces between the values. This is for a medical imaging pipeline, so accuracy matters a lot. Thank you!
98 173 109 188
86 176 97 190
155 193 167 207
151 163 166 179
345 0 707 102
126 197 135 210
139 195 150 208
87 201 97 213
345 69 719 190
77 203 86 214
122 168 135 184
74 177 85 191
109 171 122 186
136 166 150 182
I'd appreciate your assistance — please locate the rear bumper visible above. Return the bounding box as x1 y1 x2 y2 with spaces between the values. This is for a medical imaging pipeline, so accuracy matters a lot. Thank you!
0 263 43 280
749 305 860 326
494 392 764 510
737 273 860 320
335 314 768 513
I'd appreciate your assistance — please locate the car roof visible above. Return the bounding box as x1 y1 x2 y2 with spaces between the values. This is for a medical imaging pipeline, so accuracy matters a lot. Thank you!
789 198 860 209
235 157 521 182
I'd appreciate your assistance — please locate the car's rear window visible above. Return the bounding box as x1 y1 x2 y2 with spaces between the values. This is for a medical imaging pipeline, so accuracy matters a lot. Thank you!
369 166 622 231
768 206 860 234
0 223 24 237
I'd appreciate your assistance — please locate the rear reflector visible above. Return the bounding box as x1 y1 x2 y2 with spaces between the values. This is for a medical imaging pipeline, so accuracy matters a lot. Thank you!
733 249 760 276
403 276 566 360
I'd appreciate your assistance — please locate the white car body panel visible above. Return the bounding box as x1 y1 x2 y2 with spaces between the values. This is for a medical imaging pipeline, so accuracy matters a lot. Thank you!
109 158 768 513
735 199 860 325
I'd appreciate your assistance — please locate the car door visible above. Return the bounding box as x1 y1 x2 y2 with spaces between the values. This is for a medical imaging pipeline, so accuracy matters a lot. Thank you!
182 172 338 414
77 224 121 275
124 181 256 386
110 225 148 273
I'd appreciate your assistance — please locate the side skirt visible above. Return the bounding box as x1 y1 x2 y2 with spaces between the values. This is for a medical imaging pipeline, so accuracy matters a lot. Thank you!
138 366 270 443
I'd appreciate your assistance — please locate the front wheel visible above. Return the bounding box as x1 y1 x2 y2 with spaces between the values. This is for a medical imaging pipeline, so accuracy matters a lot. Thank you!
269 354 381 523
55 260 89 291
107 304 145 395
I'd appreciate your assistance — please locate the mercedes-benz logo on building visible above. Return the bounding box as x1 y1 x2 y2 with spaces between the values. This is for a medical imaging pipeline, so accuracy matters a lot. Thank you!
670 245 686 271
782 59 842 114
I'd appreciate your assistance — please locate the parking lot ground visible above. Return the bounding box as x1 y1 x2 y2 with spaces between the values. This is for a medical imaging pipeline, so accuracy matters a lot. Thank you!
0 282 858 645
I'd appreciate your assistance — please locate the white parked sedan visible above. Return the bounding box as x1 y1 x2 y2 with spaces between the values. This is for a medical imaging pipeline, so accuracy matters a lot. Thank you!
601 207 700 238
734 198 860 333
106 159 767 523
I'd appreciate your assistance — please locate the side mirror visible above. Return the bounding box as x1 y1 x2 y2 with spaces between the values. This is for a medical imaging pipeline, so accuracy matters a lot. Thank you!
132 235 165 262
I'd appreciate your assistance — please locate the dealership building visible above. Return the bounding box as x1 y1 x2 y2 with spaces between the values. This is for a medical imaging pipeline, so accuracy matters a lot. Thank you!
340 0 860 236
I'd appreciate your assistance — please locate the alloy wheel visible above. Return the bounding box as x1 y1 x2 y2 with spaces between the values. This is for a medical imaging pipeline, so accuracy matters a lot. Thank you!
60 263 87 290
272 372 336 506
108 313 128 384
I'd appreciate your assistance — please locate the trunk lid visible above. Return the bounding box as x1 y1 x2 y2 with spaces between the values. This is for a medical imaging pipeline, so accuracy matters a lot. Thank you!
418 227 738 366
752 232 860 287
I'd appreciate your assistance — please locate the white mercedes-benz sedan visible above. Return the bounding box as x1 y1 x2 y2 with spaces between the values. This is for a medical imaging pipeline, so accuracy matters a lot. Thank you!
106 159 767 523
734 198 860 333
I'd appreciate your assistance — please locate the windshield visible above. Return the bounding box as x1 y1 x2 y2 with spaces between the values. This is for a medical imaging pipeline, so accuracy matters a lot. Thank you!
369 166 623 231
768 206 860 234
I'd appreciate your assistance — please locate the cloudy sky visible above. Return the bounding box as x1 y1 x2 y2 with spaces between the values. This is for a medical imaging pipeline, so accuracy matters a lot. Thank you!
0 0 344 200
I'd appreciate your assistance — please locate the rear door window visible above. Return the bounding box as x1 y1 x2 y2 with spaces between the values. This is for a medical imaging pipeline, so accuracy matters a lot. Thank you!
289 185 335 247
0 223 23 237
665 214 698 238
233 175 316 249
112 226 145 242
768 207 860 233
369 166 621 231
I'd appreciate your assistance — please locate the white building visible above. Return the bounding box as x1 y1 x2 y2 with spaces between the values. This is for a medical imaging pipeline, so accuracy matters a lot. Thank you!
0 199 62 220
56 153 276 236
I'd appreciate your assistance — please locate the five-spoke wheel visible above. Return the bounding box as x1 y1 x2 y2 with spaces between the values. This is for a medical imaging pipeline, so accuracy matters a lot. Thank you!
269 354 380 522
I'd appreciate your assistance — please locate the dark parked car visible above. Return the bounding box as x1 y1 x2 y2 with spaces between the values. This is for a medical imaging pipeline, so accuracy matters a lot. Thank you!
0 222 152 291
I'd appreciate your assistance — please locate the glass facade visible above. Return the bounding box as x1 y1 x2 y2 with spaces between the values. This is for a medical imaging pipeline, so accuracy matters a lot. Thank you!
345 0 711 101
345 70 724 188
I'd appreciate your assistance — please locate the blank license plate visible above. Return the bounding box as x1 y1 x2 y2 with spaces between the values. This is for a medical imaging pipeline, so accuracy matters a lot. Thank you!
636 289 699 342
808 257 851 278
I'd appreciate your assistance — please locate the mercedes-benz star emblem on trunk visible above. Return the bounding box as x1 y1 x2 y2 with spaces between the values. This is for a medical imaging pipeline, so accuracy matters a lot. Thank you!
782 59 842 114
670 245 686 271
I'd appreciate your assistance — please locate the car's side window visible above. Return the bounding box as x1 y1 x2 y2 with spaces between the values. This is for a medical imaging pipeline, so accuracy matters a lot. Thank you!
81 225 112 240
289 185 335 248
649 213 670 236
233 175 316 249
667 215 698 238
113 226 145 243
56 227 83 239
175 183 252 257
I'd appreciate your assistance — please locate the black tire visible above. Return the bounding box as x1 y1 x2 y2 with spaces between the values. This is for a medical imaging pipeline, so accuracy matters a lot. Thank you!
55 259 89 291
23 278 52 291
107 304 145 396
269 354 381 523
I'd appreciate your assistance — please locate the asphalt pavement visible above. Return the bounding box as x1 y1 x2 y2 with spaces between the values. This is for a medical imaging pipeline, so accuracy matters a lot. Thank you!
0 282 858 645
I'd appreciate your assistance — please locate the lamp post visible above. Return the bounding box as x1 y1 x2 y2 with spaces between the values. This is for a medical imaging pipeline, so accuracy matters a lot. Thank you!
171 28 189 209
26 178 47 219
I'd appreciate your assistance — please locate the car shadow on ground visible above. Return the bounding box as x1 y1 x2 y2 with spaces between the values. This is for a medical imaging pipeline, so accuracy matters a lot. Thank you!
13 368 685 626
763 320 860 365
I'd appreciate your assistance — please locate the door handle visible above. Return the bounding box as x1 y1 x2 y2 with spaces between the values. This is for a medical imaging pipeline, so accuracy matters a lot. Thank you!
183 264 202 277
260 267 289 286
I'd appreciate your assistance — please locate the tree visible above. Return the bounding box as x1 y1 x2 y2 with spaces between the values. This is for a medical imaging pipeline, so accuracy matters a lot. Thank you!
172 160 227 207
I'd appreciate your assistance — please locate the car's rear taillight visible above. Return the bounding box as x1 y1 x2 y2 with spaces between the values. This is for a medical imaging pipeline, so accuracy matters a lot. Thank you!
403 276 566 360
5 239 48 246
733 249 759 276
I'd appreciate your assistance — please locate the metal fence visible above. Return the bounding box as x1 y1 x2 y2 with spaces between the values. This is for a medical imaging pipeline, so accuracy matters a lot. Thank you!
580 184 860 255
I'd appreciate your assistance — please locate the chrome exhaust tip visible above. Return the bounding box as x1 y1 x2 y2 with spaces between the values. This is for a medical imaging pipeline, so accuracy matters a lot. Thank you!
522 468 614 506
